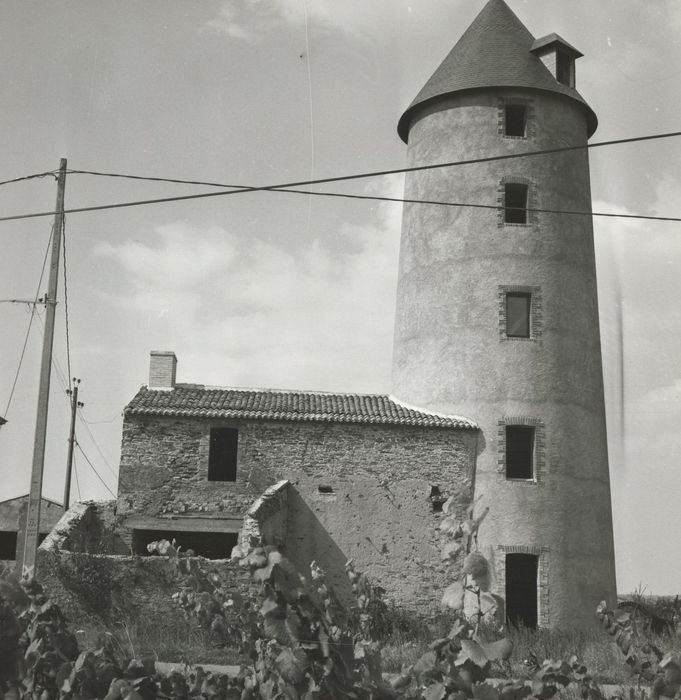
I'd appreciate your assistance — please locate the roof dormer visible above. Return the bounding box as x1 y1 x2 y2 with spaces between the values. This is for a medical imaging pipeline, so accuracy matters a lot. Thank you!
531 33 583 88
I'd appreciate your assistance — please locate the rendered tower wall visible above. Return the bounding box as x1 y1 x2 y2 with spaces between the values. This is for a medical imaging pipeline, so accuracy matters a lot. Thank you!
392 88 617 627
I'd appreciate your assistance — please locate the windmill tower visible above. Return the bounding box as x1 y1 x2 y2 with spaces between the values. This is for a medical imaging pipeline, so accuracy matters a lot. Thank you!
392 0 617 628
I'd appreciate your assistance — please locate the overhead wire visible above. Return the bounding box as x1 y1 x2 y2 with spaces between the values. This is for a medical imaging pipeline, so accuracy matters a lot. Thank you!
301 0 315 241
75 441 117 498
72 452 82 501
61 215 73 383
0 128 675 224
66 128 681 190
0 171 57 188
76 406 118 479
3 224 53 416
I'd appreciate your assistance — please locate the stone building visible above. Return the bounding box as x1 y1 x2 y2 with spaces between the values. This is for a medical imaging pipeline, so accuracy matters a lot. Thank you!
0 495 63 564
113 0 616 627
117 351 477 608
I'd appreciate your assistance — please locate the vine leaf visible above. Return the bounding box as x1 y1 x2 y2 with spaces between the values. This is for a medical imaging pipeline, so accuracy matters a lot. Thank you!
472 682 500 700
423 682 448 700
456 640 489 669
275 648 307 685
481 637 513 661
442 541 462 562
442 582 465 611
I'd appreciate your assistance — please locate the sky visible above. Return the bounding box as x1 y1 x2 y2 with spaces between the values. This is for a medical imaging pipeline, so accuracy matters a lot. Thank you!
0 0 680 595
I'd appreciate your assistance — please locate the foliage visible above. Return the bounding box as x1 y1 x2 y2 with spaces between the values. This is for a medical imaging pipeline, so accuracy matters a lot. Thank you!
5 497 681 700
596 600 681 698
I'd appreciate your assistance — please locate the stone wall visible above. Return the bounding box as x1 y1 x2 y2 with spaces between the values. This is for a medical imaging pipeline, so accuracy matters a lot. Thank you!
37 549 252 624
41 500 129 555
234 479 289 554
118 415 477 611
36 501 254 625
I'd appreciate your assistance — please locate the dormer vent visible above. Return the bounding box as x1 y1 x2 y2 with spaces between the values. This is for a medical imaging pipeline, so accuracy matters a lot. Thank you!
531 33 583 88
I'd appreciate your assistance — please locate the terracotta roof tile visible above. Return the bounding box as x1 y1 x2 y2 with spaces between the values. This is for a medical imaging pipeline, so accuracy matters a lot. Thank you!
398 0 597 141
125 385 477 430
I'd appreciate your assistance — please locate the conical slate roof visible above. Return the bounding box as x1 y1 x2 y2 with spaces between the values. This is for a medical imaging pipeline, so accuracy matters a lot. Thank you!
398 0 597 142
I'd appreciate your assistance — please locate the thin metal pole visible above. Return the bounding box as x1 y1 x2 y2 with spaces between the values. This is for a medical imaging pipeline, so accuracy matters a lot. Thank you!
63 379 80 511
21 158 67 579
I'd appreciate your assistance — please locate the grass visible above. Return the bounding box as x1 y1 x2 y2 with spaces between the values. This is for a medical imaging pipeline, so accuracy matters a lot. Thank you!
68 595 681 683
72 611 240 666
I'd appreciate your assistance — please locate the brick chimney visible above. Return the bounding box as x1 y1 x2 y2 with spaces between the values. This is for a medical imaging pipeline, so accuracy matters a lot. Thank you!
148 351 177 390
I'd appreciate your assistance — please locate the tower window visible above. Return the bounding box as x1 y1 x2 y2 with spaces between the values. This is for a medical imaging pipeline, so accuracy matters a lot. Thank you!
506 425 535 480
556 52 575 87
506 293 531 338
208 427 238 482
505 105 527 137
504 183 529 224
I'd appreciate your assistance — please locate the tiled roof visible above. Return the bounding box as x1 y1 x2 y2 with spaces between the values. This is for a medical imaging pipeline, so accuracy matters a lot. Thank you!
125 385 478 430
398 0 597 142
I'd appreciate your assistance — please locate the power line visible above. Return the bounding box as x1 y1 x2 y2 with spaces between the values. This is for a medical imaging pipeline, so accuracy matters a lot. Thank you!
76 406 118 479
0 171 57 188
0 129 677 224
66 128 681 190
72 452 82 501
61 215 72 383
3 225 53 416
3 184 678 224
75 441 117 498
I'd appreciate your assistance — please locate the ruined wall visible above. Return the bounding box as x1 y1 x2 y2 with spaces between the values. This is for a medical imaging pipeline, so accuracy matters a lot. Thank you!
37 549 252 624
36 502 254 625
41 501 129 555
234 480 289 555
118 415 477 611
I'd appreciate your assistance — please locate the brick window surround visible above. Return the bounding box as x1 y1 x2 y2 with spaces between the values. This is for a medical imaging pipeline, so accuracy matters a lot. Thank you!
498 285 542 341
497 176 538 227
497 417 546 483
496 544 550 627
497 98 535 139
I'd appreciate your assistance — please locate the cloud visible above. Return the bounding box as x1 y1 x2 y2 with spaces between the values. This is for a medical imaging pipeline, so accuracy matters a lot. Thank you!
202 0 456 42
94 175 403 394
204 4 257 41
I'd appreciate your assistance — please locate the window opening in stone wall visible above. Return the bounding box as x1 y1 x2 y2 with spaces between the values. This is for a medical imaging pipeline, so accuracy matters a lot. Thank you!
208 427 238 481
506 425 535 479
506 292 531 338
506 553 538 628
504 183 529 224
429 485 446 513
505 104 527 137
556 52 574 87
0 531 18 559
132 529 238 559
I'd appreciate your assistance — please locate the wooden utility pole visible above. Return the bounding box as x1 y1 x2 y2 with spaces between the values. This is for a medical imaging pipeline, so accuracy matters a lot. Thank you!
21 158 67 579
63 378 82 511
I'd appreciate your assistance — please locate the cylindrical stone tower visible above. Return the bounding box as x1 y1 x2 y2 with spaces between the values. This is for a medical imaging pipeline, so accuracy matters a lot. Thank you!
392 0 617 628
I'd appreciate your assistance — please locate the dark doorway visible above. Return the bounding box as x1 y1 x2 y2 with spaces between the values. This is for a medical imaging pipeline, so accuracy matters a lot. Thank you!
0 531 18 560
132 529 238 559
506 553 538 628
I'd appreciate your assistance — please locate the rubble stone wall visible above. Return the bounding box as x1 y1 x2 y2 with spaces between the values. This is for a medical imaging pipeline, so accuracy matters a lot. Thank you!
117 415 477 611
